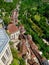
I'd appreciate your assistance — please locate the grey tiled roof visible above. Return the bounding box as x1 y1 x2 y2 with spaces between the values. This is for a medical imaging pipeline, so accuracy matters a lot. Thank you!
0 28 9 53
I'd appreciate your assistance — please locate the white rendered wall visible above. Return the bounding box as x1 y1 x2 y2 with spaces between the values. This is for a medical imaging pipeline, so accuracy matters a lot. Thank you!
0 43 13 65
10 30 20 42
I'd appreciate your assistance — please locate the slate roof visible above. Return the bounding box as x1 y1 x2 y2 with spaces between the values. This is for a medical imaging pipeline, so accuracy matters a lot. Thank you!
0 28 9 53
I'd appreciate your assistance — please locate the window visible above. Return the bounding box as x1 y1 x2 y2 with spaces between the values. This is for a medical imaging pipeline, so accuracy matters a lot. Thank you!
1 56 6 64
16 32 17 35
11 34 15 39
7 47 11 56
6 50 9 57
14 34 15 39
11 35 14 39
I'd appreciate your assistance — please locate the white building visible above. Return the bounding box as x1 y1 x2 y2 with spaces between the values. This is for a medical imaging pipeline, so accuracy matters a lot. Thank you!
7 23 20 42
0 19 13 65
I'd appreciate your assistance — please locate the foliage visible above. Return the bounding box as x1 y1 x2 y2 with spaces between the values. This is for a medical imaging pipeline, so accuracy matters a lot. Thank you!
3 15 11 26
10 42 26 65
34 14 41 21
10 59 19 65
0 0 19 14
19 58 26 65
19 0 49 59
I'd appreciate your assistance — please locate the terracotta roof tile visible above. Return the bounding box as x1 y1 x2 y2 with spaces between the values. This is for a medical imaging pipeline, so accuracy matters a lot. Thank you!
20 39 28 55
19 25 26 34
28 59 38 65
30 49 36 58
28 39 38 49
8 24 19 34
19 34 26 40
27 34 32 40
